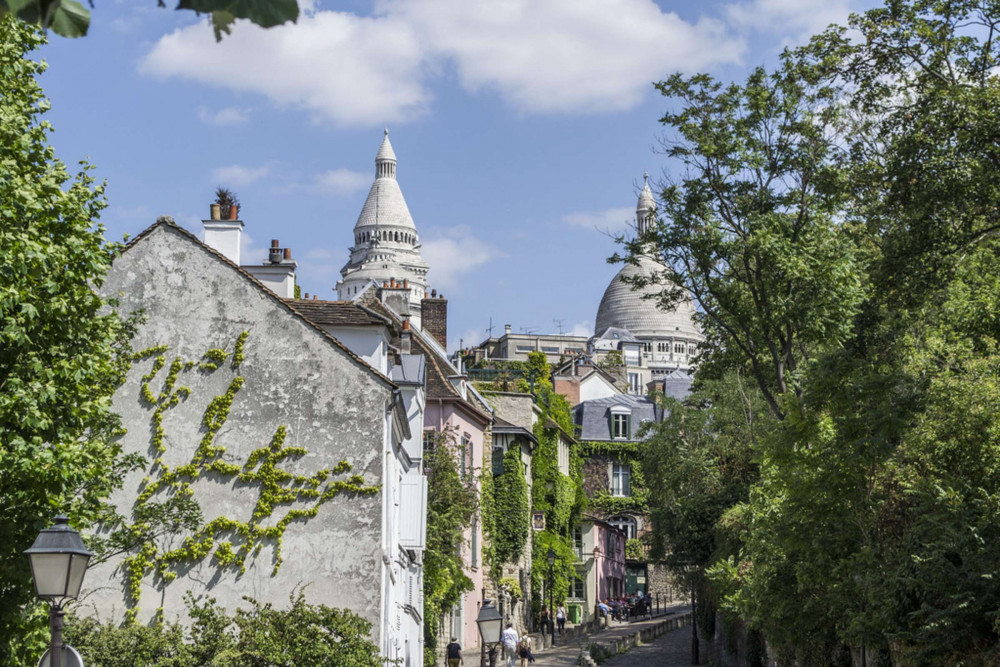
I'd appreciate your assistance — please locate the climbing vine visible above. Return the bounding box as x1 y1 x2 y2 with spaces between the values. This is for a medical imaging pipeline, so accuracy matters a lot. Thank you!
119 332 379 620
491 447 530 566
580 440 649 515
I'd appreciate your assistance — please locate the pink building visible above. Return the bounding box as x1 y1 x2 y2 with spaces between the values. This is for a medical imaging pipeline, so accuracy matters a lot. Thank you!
569 518 627 623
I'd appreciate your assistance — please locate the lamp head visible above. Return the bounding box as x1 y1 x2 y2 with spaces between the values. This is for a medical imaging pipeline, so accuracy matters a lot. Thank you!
24 516 92 601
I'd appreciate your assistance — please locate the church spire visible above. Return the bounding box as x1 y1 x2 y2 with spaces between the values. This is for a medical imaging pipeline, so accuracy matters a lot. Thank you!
636 173 656 234
375 129 397 180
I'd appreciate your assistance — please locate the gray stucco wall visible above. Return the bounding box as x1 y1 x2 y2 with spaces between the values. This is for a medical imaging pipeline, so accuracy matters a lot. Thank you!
84 224 390 636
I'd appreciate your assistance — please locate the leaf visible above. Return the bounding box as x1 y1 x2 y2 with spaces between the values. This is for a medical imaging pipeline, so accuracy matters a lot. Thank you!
176 0 298 29
47 0 88 38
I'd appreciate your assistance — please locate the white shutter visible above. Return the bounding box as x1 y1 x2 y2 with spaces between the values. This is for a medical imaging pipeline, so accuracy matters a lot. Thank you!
399 474 428 549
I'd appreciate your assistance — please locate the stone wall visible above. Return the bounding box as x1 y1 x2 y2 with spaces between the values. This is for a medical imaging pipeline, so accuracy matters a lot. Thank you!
85 224 391 640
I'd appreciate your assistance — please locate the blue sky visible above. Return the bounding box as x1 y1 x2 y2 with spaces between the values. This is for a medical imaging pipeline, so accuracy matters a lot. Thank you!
37 0 873 350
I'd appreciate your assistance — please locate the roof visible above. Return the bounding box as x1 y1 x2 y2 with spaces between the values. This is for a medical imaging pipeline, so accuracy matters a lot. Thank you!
121 218 397 390
492 416 538 446
283 299 391 328
573 394 663 442
592 327 639 343
595 254 702 340
355 132 414 230
637 173 655 212
376 129 397 162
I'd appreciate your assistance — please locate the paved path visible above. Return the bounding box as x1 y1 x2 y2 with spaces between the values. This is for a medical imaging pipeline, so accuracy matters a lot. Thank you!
600 624 694 666
530 604 691 667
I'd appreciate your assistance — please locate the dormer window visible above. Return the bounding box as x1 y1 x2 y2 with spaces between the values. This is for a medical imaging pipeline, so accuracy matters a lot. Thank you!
610 408 631 439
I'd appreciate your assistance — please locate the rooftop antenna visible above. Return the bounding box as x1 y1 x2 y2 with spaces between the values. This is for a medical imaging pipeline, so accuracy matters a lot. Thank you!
520 327 537 335
486 317 495 338
553 318 566 335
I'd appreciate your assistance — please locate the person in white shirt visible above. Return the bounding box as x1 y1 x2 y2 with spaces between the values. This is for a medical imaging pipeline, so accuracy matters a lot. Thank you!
501 622 519 667
556 604 567 634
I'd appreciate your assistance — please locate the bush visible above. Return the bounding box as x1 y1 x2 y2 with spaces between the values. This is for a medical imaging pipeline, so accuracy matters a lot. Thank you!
66 592 381 667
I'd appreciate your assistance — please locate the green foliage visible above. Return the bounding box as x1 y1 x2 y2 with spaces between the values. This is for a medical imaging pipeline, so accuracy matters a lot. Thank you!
100 335 378 619
0 0 300 40
499 577 523 600
646 1 1000 662
630 56 864 419
66 592 380 666
0 17 141 665
597 350 623 368
491 447 530 565
423 437 477 656
624 538 644 561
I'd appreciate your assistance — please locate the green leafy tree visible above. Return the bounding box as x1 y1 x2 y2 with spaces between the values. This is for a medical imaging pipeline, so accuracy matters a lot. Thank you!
0 0 300 40
0 16 137 664
423 436 478 666
628 60 864 419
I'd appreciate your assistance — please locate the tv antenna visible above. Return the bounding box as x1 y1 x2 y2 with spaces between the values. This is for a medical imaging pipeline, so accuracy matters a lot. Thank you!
553 318 566 335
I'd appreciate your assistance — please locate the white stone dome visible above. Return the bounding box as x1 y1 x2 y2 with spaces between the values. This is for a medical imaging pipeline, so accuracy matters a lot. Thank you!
594 254 701 340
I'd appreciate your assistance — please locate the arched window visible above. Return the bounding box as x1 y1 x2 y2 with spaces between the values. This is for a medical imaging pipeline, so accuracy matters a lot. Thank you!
608 515 637 540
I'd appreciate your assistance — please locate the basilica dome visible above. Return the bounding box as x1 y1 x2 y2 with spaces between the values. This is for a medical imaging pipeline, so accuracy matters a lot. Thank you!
594 254 700 339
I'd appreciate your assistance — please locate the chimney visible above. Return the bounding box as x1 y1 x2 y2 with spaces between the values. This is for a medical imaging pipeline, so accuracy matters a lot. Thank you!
421 291 448 349
304 292 310 299
202 201 243 265
269 239 282 264
504 324 512 336
401 318 412 354
283 248 292 261
313 294 318 300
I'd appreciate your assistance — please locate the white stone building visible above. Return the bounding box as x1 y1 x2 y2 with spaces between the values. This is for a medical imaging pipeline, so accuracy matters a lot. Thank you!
591 176 704 393
336 131 431 327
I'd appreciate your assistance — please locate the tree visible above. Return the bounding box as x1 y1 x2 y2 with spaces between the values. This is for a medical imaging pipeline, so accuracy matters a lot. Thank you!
0 16 136 664
422 436 477 667
626 60 865 419
0 0 300 40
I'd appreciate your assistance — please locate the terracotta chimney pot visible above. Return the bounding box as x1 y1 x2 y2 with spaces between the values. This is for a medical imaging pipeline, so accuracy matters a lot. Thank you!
210 203 221 220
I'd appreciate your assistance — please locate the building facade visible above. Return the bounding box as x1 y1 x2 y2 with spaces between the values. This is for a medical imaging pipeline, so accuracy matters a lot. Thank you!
87 219 425 665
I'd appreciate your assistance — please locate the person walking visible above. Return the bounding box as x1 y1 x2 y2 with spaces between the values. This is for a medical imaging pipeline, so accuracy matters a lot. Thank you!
539 607 550 644
445 637 463 667
556 603 566 634
501 622 519 667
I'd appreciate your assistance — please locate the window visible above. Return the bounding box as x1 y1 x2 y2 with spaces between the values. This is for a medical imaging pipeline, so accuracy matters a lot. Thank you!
541 346 559 354
608 515 637 540
472 518 479 568
570 575 585 599
611 413 630 439
574 525 584 555
612 463 632 497
688 345 697 356
492 445 505 476
422 430 436 457
674 343 685 354
460 434 471 480
628 373 640 394
515 345 534 353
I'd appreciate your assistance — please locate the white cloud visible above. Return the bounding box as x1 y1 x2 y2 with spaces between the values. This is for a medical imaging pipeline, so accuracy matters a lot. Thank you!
726 0 856 42
567 321 594 338
564 206 635 232
141 10 430 127
388 0 744 113
140 0 744 124
313 169 370 197
198 106 251 126
421 225 505 291
210 165 269 188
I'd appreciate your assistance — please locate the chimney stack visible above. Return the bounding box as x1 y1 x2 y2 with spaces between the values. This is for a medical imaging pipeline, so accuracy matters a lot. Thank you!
420 290 448 349
304 292 310 299
401 318 412 354
269 239 282 264
202 200 243 265
504 324 512 336
283 248 292 261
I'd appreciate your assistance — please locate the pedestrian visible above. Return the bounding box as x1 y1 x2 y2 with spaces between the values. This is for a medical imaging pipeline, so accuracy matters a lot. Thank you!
539 607 549 643
518 636 531 666
446 637 463 667
502 622 519 667
556 603 566 634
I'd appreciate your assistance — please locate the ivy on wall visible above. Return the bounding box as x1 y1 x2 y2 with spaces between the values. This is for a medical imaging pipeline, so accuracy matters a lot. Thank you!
116 333 379 620
580 440 649 516
491 447 530 566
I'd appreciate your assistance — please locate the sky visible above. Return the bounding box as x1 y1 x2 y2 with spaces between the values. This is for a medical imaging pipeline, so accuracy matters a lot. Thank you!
36 0 875 351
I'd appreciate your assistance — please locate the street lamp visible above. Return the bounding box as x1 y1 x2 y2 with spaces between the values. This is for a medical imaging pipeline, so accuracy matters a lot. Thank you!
546 547 556 637
476 599 503 667
688 568 699 666
25 516 92 667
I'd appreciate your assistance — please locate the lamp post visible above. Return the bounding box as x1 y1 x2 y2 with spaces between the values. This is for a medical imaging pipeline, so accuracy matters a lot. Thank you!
689 569 699 666
546 547 556 637
476 599 503 667
25 516 92 667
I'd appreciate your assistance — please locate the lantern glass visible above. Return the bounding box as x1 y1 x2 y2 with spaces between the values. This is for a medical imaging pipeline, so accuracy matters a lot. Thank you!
29 553 73 599
476 601 503 645
547 547 556 567
66 552 90 599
